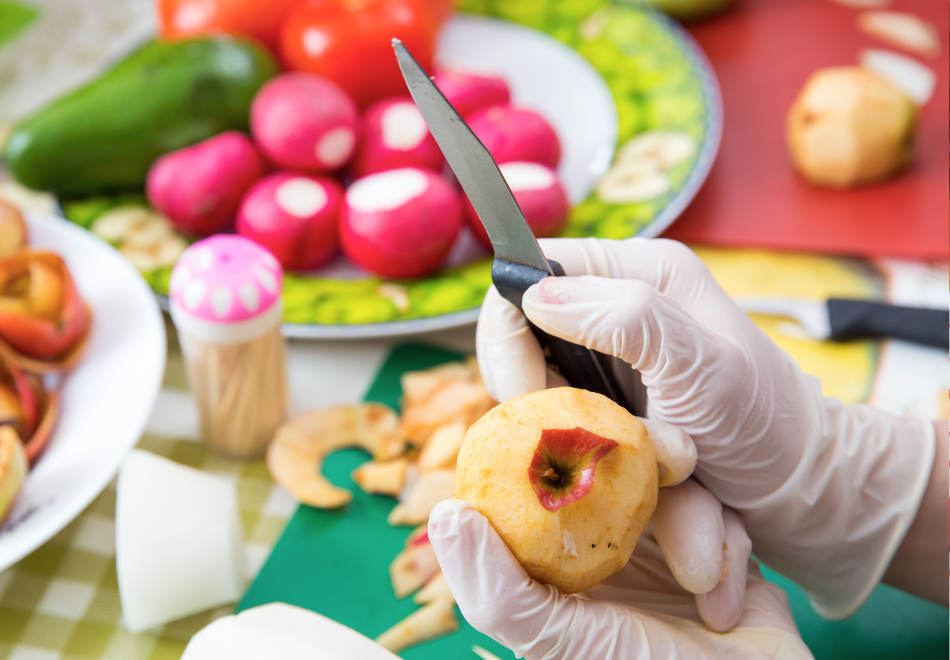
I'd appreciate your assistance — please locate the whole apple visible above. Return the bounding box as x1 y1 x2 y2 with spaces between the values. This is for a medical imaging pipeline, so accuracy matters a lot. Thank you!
236 173 344 271
341 167 461 279
454 387 658 595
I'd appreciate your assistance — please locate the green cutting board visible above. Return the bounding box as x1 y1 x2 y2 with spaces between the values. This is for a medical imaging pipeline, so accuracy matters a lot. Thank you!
239 343 948 659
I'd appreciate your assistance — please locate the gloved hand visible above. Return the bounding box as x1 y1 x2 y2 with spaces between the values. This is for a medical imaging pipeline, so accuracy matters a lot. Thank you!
476 237 936 619
429 493 814 660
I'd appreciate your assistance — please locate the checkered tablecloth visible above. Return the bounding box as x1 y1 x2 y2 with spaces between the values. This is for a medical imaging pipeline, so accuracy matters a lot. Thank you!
0 349 299 660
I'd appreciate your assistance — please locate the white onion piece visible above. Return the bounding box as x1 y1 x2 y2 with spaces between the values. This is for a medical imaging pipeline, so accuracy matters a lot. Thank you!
860 48 936 105
182 602 399 660
116 450 245 632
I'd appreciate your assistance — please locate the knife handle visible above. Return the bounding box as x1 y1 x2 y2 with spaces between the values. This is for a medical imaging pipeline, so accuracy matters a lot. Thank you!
828 298 949 350
492 259 641 415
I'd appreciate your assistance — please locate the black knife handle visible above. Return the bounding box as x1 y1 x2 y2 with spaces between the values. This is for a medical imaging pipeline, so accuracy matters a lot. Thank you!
492 258 640 415
828 298 949 350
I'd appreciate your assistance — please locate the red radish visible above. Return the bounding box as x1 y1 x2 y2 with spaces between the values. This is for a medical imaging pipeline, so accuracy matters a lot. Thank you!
146 131 264 237
351 96 442 177
433 70 510 118
468 105 560 169
236 173 343 271
464 161 568 248
341 167 461 278
251 73 360 172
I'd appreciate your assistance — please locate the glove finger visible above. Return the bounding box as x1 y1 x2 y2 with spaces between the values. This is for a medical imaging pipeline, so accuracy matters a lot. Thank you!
536 237 733 320
522 275 744 389
695 507 751 633
650 479 725 595
427 500 568 658
639 418 697 488
476 286 548 403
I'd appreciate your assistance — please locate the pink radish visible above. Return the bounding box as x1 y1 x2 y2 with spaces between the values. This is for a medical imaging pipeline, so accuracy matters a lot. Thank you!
251 73 360 172
350 96 442 177
464 161 568 248
433 69 510 118
468 105 561 169
146 130 265 237
236 172 343 271
341 167 461 278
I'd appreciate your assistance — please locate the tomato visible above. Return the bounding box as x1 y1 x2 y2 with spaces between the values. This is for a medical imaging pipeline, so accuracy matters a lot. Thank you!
158 0 301 52
421 0 455 25
279 0 438 108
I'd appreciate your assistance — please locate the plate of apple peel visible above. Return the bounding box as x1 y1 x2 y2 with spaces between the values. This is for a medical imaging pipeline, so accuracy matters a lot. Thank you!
267 359 659 655
0 200 165 573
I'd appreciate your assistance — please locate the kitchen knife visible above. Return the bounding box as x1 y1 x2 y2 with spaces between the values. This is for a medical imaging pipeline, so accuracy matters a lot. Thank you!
736 297 949 350
393 39 641 415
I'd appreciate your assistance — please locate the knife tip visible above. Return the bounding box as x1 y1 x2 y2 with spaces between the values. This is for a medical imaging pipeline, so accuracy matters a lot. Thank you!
392 38 402 46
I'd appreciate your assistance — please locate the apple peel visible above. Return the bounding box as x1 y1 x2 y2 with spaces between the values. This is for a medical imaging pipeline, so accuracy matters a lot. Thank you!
414 572 454 605
352 458 409 497
529 428 619 512
375 599 458 654
266 404 404 509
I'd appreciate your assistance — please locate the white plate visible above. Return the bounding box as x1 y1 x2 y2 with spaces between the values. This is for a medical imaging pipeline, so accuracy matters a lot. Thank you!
0 211 166 572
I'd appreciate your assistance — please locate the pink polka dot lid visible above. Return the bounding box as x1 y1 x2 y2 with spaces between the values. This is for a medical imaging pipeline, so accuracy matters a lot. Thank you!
169 235 282 332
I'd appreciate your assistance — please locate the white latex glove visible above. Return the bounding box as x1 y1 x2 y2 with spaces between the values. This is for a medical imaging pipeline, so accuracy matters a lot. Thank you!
476 237 936 620
429 495 813 660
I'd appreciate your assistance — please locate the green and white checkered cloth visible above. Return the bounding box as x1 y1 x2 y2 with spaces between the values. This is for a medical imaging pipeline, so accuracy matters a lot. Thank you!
0 348 297 660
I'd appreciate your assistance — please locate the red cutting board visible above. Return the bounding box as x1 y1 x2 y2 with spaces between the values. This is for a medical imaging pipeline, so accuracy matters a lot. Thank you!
662 0 949 260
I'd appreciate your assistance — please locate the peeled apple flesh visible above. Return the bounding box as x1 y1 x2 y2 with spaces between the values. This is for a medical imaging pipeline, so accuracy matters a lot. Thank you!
454 388 658 595
115 449 245 633
787 67 915 188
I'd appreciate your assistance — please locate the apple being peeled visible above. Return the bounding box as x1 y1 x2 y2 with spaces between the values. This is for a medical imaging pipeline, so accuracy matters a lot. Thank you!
433 70 510 118
454 387 658 595
467 105 561 169
464 161 568 248
236 173 343 271
341 168 461 278
351 97 442 177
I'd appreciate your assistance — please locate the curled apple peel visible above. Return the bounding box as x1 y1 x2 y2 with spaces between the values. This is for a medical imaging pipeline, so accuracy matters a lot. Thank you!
0 250 90 372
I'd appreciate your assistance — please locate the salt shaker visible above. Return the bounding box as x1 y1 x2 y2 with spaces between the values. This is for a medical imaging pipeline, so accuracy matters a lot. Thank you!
169 235 288 459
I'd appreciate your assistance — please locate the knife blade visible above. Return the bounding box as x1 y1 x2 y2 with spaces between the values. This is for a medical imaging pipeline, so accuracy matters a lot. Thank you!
736 297 949 350
393 39 642 415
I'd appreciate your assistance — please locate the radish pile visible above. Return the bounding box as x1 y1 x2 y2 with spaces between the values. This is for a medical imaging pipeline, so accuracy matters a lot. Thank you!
145 68 570 279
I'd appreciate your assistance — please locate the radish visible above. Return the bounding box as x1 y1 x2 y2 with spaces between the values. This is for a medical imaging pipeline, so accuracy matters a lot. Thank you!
433 69 510 118
251 73 360 172
464 161 568 248
350 96 442 177
146 131 265 237
467 105 561 169
341 167 461 278
236 172 343 271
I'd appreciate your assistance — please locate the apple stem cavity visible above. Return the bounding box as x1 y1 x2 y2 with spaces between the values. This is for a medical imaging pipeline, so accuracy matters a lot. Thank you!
528 427 619 512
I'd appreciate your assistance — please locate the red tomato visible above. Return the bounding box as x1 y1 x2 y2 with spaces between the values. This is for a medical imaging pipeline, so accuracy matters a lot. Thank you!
421 0 455 25
158 0 301 51
279 0 438 108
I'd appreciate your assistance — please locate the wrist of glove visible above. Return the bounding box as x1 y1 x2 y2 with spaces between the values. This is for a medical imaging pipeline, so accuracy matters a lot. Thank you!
476 236 936 619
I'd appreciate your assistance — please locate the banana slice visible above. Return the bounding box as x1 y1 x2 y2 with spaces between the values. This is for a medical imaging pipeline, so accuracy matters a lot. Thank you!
121 233 187 272
92 206 153 243
616 131 697 170
596 161 671 203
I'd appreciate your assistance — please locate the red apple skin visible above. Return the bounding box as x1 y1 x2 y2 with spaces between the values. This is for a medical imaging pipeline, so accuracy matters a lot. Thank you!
433 70 510 118
350 96 442 177
465 162 569 248
146 131 265 237
251 73 361 172
236 173 344 271
467 105 561 169
341 168 461 278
